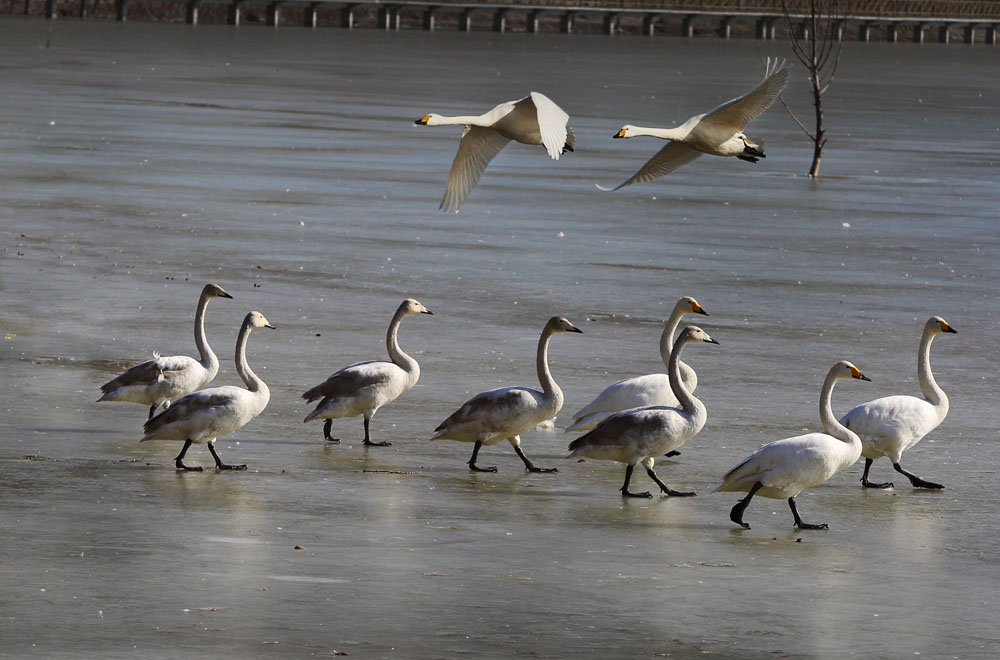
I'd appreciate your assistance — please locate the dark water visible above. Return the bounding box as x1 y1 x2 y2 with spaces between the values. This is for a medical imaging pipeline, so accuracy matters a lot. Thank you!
1 18 998 658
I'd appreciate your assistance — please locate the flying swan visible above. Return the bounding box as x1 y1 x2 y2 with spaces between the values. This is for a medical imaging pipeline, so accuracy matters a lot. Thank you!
600 58 790 190
415 92 575 213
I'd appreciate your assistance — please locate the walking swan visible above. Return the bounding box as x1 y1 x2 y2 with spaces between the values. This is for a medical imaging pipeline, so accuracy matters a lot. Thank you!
98 283 233 418
415 92 575 213
432 316 582 473
600 58 790 190
566 296 708 433
303 299 433 447
713 361 870 530
840 316 956 489
141 311 274 471
567 326 718 498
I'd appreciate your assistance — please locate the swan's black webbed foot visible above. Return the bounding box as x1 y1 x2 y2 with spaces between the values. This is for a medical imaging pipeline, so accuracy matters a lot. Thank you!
363 439 392 447
862 478 894 489
208 442 246 471
789 497 828 530
622 488 653 499
469 463 498 473
514 446 557 473
737 155 760 163
323 419 340 443
175 461 203 472
894 463 943 489
664 450 681 458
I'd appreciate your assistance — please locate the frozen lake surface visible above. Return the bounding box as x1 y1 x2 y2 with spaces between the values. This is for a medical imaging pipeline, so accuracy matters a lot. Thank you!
1 18 998 658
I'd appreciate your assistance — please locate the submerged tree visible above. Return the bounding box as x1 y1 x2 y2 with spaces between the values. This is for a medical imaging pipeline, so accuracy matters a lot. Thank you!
780 0 845 177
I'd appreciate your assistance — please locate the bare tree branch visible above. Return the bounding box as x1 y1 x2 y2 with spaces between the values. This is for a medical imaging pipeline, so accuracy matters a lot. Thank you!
778 94 816 141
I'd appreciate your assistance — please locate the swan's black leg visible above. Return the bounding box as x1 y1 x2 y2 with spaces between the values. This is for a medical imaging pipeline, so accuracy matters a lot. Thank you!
208 441 246 471
148 404 157 420
468 440 497 473
893 462 943 489
860 458 893 489
323 419 340 444
737 155 760 163
788 497 828 530
646 467 695 497
362 417 391 447
621 464 652 498
514 445 557 473
174 439 203 472
729 481 762 528
664 450 681 458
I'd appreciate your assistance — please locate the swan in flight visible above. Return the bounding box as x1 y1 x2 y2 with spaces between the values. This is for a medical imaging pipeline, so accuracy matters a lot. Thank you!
415 92 575 213
568 326 718 498
841 316 956 489
303 299 433 447
566 296 708 433
432 316 582 473
713 361 870 530
141 311 274 471
600 58 790 190
98 283 233 418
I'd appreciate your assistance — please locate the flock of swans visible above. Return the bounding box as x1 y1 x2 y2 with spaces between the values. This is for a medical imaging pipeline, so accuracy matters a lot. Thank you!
415 58 790 212
98 284 956 531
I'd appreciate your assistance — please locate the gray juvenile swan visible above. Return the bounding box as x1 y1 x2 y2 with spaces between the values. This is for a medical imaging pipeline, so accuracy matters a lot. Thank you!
141 311 274 471
415 92 575 213
600 58 790 190
98 283 233 418
568 326 719 498
432 316 582 473
303 299 433 447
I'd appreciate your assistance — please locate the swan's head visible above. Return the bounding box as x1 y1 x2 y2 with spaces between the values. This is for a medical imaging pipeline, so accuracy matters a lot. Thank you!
678 325 719 346
677 296 708 317
414 114 442 126
400 298 434 316
245 311 275 330
203 283 234 300
613 125 639 139
927 316 957 335
546 316 583 335
832 360 870 382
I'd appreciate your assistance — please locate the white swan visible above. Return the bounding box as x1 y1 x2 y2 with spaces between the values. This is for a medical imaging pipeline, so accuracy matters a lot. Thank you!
600 58 790 190
840 316 956 489
303 299 433 447
97 283 233 418
432 316 582 473
141 311 274 471
567 326 718 497
566 296 708 433
415 91 575 213
713 360 870 530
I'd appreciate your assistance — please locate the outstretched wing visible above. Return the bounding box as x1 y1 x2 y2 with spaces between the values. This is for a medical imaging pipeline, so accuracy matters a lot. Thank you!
440 126 511 213
527 91 571 160
703 58 790 129
597 141 702 191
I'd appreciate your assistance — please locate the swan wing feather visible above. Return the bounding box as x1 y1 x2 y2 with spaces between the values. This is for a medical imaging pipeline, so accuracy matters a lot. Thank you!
441 126 511 213
527 91 571 160
600 141 702 191
703 58 790 129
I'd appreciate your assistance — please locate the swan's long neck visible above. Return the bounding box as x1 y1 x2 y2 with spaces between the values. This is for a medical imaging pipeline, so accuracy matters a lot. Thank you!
434 114 491 127
235 321 267 396
536 328 562 409
917 328 947 413
667 337 703 419
386 307 419 379
818 373 858 448
193 293 218 375
630 125 692 141
658 305 687 369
